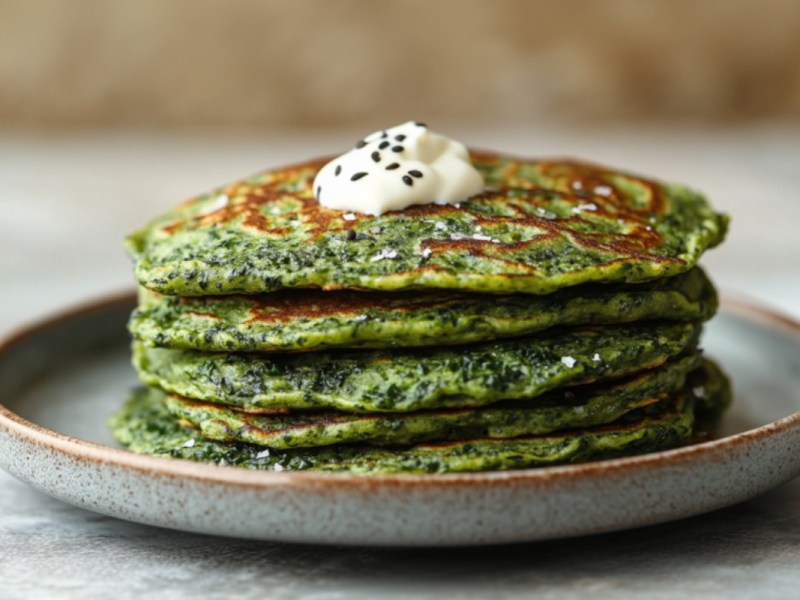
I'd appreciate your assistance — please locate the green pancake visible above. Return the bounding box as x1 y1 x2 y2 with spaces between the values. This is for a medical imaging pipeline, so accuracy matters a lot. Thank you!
134 321 701 413
130 267 717 352
110 360 730 474
126 154 728 296
163 354 700 449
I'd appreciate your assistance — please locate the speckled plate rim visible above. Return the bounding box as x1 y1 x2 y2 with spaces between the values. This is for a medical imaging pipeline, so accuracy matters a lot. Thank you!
1 293 799 545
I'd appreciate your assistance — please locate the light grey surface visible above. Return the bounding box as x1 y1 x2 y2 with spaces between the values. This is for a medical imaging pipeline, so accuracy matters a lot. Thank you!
1 477 800 600
1 126 799 597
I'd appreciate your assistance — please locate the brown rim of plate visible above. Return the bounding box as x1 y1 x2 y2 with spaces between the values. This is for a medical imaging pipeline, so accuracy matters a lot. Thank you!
0 290 798 490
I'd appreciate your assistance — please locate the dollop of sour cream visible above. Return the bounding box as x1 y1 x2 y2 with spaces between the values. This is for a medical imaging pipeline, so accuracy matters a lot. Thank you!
313 121 484 215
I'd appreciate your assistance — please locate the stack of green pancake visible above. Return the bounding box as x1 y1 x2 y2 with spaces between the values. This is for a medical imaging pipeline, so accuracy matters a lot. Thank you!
112 153 731 474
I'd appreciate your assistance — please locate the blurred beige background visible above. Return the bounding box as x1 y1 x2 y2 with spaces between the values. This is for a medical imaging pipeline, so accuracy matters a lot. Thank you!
1 0 799 130
0 0 798 330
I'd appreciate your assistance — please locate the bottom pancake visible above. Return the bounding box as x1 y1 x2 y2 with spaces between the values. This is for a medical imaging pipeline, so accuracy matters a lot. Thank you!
110 361 730 474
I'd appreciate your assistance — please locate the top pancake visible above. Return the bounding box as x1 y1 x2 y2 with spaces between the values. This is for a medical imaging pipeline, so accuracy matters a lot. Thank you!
126 153 728 296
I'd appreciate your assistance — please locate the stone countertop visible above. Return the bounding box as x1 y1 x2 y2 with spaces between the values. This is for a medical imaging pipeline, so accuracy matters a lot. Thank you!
1 126 799 599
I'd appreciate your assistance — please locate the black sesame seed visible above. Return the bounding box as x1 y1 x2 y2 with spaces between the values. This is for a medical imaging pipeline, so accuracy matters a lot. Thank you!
381 131 388 138
408 170 423 178
385 163 400 170
355 140 367 148
379 141 390 150
334 165 342 176
392 146 404 153
346 229 357 241
351 172 368 181
415 122 427 128
316 185 321 197
395 134 406 141
371 151 381 163
402 175 414 186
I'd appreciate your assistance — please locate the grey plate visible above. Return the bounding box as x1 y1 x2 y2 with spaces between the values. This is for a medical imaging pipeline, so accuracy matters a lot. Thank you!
0 294 799 547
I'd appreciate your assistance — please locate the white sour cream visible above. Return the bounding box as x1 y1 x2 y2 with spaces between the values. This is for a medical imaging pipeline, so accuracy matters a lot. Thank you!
313 122 484 216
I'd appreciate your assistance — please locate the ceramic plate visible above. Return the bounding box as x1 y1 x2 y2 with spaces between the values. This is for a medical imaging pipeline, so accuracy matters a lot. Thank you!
1 294 799 546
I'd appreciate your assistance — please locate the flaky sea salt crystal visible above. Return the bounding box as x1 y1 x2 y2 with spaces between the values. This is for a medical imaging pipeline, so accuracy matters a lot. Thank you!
198 193 228 216
572 202 598 214
561 356 577 368
594 185 612 196
370 248 398 262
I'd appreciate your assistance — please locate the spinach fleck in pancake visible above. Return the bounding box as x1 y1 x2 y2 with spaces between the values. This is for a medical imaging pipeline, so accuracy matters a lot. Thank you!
110 360 730 474
131 267 716 352
164 354 700 449
126 154 728 296
134 321 701 413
